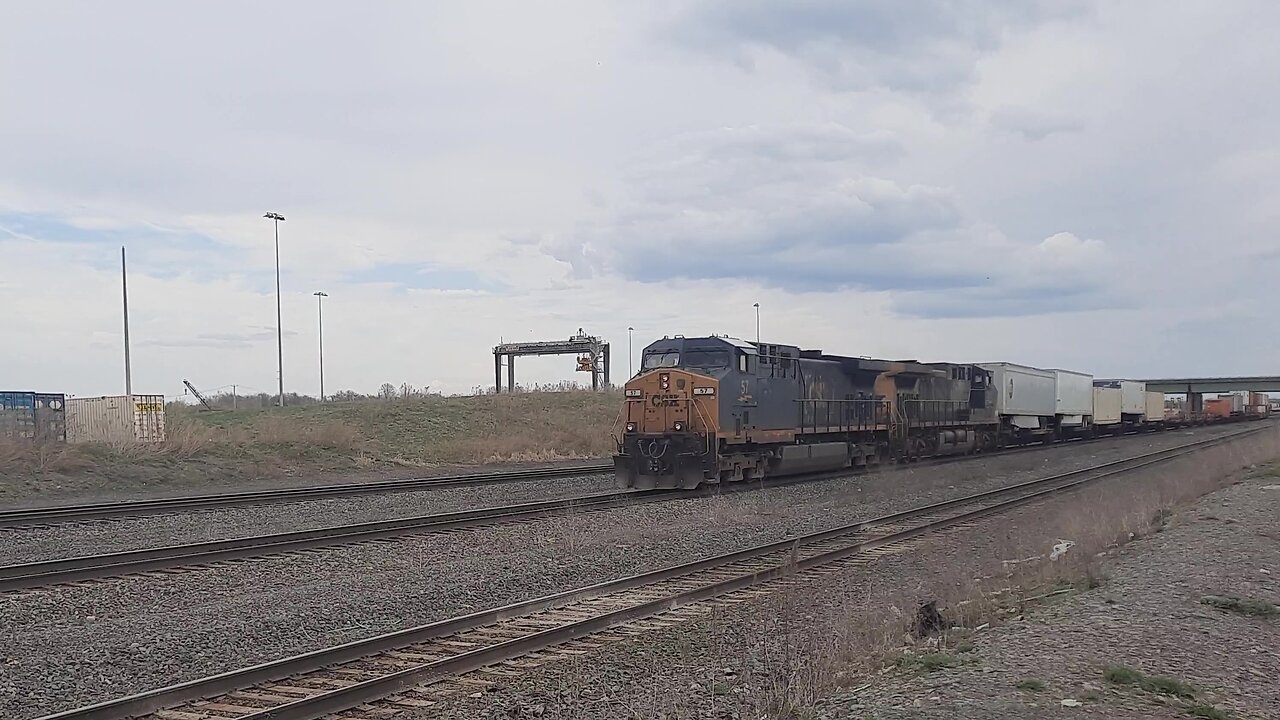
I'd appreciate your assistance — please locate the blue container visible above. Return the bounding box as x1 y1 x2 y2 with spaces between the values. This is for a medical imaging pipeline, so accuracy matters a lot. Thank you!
0 391 37 440
33 393 67 443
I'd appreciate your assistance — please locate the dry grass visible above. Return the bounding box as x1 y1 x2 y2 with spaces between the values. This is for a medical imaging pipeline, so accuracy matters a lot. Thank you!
0 390 622 502
715 430 1280 717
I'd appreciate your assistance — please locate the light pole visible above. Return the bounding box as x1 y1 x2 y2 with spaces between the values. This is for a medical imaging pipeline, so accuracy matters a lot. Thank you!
264 212 286 407
314 292 328 402
753 302 760 345
627 327 635 377
121 246 133 397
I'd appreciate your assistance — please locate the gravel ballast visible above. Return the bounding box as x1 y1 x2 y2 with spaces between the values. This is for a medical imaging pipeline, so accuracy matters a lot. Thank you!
0 425 1248 567
0 423 1267 720
0 473 617 565
406 425 1280 720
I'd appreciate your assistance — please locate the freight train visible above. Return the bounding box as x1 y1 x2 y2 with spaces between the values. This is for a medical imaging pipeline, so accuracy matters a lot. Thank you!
613 335 1254 489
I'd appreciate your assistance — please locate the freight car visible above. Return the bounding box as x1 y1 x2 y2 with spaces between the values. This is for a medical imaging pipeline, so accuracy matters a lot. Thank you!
614 336 1007 489
613 336 1265 489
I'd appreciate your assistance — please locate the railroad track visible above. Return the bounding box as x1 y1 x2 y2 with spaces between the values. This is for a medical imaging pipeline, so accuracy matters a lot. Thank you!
1 423 1257 592
36 425 1264 720
0 462 613 527
0 488 674 592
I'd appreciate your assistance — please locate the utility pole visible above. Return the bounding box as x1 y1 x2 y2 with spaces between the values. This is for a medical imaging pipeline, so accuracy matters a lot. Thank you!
264 212 286 406
314 291 328 401
753 302 760 346
231 384 237 411
121 246 133 397
627 326 635 377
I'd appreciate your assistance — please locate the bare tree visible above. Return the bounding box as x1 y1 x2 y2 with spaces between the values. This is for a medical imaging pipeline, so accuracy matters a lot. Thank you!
379 383 397 400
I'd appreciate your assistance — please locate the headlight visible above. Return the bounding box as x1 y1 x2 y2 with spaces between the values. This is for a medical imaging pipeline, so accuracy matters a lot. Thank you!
625 422 637 432
625 389 642 398
692 387 715 396
673 421 685 431
660 373 670 390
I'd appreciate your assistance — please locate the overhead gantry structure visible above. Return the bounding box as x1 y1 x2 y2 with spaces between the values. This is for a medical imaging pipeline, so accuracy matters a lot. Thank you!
493 330 611 393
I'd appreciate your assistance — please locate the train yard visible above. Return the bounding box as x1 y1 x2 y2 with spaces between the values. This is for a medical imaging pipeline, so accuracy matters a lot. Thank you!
0 423 1258 592
30 428 1266 720
3 421 1275 720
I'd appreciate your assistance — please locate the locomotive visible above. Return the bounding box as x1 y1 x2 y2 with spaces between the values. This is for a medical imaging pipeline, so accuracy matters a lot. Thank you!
614 335 1001 489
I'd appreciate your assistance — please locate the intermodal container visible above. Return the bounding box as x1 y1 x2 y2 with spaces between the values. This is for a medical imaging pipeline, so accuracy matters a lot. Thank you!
1249 392 1268 408
1095 380 1146 416
1204 398 1232 418
1051 369 1093 424
0 391 36 440
979 363 1057 421
1093 387 1122 425
1144 391 1164 423
1227 394 1245 414
66 395 167 444
33 393 67 442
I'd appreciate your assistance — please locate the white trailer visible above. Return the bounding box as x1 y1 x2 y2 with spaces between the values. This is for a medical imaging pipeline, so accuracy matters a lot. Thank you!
1093 387 1122 425
979 362 1057 430
1052 369 1094 427
1095 380 1146 419
1144 391 1165 423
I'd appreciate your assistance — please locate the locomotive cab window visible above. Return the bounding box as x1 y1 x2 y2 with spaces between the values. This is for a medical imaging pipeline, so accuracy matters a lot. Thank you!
738 351 749 373
681 348 730 370
642 351 680 369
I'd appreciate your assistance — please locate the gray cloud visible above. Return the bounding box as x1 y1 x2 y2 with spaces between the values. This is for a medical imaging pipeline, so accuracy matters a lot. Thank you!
666 0 1092 93
989 106 1085 141
551 124 1113 317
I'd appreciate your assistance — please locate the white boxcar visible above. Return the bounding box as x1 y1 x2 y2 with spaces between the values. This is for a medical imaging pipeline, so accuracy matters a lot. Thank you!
1052 369 1094 425
979 363 1056 428
1093 387 1122 425
1144 391 1164 422
66 395 166 444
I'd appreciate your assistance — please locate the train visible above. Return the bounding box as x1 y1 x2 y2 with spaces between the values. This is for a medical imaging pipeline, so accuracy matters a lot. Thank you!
613 335 1262 489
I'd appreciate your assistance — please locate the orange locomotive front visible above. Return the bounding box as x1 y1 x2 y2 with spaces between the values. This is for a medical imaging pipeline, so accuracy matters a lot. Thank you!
615 368 719 489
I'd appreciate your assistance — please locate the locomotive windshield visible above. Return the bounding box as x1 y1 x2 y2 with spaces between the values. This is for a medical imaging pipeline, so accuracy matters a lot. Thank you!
681 349 730 369
642 351 680 369
641 348 731 371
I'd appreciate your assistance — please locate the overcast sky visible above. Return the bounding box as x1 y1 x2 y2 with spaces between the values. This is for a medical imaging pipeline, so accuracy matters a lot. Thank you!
3 2 1278 399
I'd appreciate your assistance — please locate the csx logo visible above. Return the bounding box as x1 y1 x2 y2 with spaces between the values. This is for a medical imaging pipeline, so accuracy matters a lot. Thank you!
650 394 681 407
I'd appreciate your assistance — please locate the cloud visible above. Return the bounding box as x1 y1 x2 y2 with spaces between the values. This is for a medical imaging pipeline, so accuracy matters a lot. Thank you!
550 125 1112 316
989 106 1085 140
667 0 1092 94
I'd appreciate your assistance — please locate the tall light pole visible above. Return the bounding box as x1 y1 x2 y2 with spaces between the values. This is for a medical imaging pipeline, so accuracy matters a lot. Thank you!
264 212 286 407
121 246 133 397
314 291 328 402
753 302 760 345
627 326 635 377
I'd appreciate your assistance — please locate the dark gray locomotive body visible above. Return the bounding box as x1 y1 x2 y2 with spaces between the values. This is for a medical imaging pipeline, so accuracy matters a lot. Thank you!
615 336 999 489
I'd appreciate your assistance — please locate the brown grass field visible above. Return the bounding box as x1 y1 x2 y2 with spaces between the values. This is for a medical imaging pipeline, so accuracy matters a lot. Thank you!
0 390 622 503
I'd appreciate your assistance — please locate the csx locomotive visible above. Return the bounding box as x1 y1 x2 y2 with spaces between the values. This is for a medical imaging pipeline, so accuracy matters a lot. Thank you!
614 335 999 489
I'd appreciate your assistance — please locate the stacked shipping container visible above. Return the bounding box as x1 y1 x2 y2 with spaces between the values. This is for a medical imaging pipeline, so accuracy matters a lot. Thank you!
0 391 66 442
65 395 166 443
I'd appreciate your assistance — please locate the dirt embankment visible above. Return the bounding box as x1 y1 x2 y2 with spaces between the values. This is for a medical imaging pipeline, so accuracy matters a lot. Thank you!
0 391 621 504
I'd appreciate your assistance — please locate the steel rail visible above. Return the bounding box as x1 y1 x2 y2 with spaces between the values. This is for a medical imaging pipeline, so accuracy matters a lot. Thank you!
0 420 1253 529
0 462 613 527
3 424 1259 591
0 488 675 592
34 425 1264 720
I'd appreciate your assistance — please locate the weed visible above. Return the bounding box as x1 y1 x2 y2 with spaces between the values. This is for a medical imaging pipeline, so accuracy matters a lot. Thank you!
1200 595 1279 617
1103 665 1195 698
955 640 976 654
1016 679 1046 692
1146 675 1197 699
1103 664 1146 686
1185 704 1230 719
